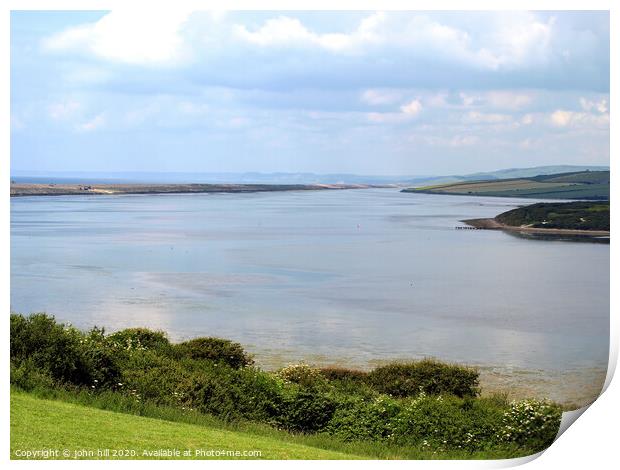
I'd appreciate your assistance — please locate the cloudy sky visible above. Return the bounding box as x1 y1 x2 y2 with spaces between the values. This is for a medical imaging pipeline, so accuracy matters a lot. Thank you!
10 10 609 176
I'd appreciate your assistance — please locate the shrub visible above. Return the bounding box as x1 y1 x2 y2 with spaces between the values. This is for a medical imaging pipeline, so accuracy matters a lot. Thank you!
108 328 171 354
174 337 253 369
120 351 282 423
118 351 193 406
277 386 337 432
326 395 401 441
10 359 56 391
79 327 123 388
178 365 283 422
367 359 479 398
319 367 368 382
499 400 562 452
277 364 327 388
10 313 91 385
390 393 504 451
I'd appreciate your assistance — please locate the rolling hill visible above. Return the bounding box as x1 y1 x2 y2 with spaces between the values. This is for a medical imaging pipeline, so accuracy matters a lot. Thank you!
402 170 609 200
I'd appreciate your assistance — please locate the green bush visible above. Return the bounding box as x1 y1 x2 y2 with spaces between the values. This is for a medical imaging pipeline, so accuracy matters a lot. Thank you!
499 400 562 452
174 337 253 369
10 313 92 385
277 386 337 432
80 328 123 388
10 313 559 456
178 365 283 422
10 359 56 391
118 350 194 406
390 394 504 451
326 395 401 441
367 359 479 398
108 328 171 354
319 367 368 382
120 350 282 423
277 364 327 388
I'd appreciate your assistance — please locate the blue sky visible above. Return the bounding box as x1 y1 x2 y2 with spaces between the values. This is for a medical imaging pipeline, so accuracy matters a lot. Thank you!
10 10 610 175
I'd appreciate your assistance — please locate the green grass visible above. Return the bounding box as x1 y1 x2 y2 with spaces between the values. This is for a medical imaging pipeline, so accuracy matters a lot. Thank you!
10 391 357 460
402 170 610 200
10 389 528 460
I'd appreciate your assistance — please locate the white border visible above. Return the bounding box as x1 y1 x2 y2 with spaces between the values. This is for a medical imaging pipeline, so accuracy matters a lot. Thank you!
2 1 616 468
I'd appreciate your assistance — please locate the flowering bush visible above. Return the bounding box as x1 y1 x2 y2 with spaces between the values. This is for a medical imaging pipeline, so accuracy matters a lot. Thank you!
388 393 504 451
277 364 326 388
108 328 171 354
326 395 401 441
499 400 562 451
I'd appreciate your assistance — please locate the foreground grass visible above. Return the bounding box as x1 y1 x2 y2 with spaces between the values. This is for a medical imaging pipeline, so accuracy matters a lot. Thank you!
10 391 356 460
11 389 528 460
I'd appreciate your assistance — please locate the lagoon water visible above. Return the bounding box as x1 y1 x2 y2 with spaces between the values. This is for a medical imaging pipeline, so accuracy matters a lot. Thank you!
11 189 609 389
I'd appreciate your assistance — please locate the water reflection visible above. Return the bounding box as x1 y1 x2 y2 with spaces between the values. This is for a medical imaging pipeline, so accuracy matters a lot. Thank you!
11 190 609 388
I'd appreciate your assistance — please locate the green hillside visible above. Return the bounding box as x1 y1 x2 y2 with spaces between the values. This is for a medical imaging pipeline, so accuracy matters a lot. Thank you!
402 170 609 200
495 201 609 231
10 392 356 460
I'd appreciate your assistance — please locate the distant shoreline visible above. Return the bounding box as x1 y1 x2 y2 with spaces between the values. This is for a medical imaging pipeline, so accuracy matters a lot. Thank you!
463 217 610 237
10 182 381 197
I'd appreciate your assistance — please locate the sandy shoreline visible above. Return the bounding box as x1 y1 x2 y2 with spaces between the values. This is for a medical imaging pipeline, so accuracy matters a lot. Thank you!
10 182 379 197
463 217 610 237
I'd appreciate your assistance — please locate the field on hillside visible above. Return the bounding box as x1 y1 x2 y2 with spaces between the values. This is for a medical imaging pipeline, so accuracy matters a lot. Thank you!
402 171 610 200
10 392 355 460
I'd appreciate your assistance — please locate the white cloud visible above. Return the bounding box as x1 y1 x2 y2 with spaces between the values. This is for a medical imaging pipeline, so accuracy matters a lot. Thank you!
550 110 573 127
550 109 609 128
231 12 554 69
457 91 533 110
459 93 479 107
450 135 479 147
486 91 533 110
400 99 423 116
579 97 608 113
366 97 423 123
366 112 406 124
463 111 512 124
521 114 534 125
43 10 192 65
233 13 385 53
48 100 81 120
361 89 402 106
77 113 105 132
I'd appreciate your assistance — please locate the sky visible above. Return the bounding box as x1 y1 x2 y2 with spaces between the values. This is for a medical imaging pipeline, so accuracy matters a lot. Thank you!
10 10 610 176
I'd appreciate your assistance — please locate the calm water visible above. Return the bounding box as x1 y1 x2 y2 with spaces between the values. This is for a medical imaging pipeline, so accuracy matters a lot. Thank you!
10 189 609 377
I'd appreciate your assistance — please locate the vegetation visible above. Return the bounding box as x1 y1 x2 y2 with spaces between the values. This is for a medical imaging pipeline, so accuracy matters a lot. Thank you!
402 170 610 200
10 313 563 459
495 201 609 231
366 360 479 398
10 392 354 460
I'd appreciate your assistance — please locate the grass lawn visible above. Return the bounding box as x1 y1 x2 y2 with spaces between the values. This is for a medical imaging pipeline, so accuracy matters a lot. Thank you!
10 391 358 460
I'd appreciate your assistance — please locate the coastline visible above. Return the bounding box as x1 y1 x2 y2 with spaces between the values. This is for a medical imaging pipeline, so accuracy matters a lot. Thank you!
462 217 610 237
249 351 605 408
10 182 380 197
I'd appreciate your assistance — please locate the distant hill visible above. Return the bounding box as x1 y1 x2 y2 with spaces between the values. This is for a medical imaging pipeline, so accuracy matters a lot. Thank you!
460 165 609 181
11 165 608 186
402 170 610 200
